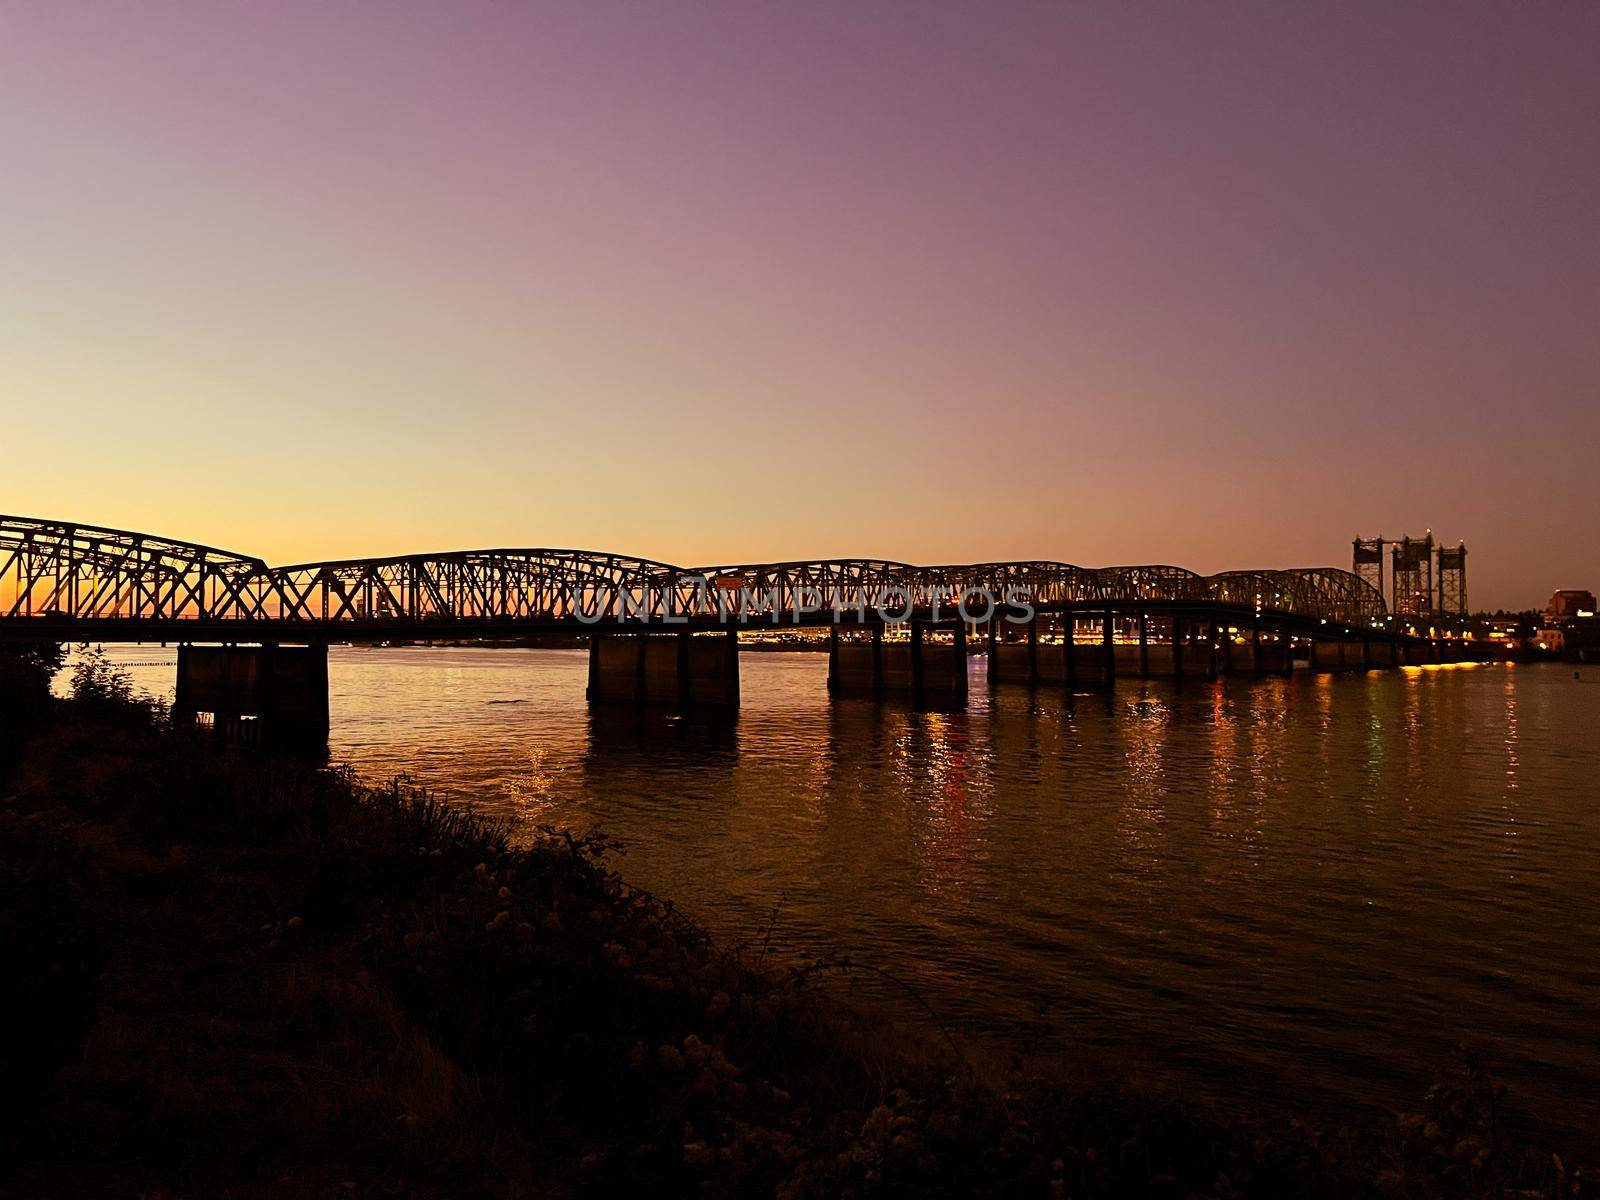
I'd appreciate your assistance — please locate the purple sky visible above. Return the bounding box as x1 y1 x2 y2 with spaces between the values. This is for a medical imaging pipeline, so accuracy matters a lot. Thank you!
3 3 1596 608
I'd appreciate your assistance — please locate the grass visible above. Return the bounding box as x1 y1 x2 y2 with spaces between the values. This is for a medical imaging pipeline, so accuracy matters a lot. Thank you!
0 674 1591 1197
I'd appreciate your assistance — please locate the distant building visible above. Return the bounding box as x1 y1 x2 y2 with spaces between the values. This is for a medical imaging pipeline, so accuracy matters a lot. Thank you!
1541 589 1600 660
1546 589 1597 619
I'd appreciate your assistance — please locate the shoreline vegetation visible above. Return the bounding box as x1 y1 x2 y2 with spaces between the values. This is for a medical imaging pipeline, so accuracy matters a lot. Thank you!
0 649 1588 1198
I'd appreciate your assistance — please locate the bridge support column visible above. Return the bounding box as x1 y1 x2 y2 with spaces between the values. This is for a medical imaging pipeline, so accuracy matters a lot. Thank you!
949 620 969 702
914 621 967 704
1237 625 1288 674
984 616 997 688
984 615 1035 688
1268 630 1293 674
825 624 876 700
587 631 738 708
1137 613 1174 676
1311 638 1356 671
868 621 967 704
692 630 739 706
173 643 328 749
1102 611 1116 689
996 612 1097 693
1111 614 1142 677
1060 613 1113 690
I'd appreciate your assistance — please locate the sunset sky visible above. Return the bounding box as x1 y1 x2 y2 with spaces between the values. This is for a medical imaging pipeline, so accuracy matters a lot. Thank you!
3 3 1596 608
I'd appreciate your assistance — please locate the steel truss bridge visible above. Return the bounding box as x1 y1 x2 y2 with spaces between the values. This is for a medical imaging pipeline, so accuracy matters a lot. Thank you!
0 514 1409 644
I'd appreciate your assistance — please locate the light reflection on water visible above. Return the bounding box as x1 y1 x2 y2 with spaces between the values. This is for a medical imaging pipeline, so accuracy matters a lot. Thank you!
89 646 1600 1141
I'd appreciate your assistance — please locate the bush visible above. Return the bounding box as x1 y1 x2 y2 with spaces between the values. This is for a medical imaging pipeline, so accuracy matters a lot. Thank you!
67 646 136 708
0 642 66 777
63 646 167 731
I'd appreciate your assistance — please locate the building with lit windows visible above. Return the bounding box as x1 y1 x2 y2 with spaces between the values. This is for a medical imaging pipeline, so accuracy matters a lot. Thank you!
1540 589 1599 660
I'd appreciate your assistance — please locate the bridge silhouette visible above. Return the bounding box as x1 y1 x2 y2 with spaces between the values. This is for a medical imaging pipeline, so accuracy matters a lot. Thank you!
2 515 1484 742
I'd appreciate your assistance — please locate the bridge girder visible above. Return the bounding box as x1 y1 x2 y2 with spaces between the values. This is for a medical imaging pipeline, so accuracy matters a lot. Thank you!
1208 568 1386 627
266 550 690 624
1 515 1393 634
1 515 267 622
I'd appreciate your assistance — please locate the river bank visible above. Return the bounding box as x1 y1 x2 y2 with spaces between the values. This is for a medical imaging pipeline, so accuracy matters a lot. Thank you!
0 669 1588 1197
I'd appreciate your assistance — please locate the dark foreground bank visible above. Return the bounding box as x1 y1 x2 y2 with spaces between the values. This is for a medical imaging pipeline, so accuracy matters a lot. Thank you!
0 662 1590 1197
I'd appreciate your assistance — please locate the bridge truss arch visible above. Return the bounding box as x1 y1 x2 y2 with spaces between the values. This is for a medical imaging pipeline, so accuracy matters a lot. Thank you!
2 514 1393 634
265 549 691 625
1205 567 1386 627
2 515 269 622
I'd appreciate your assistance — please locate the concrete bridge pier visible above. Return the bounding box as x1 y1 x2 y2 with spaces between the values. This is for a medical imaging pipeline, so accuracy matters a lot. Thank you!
1213 622 1231 675
1192 619 1218 679
1311 637 1366 670
1148 615 1216 680
1398 641 1428 666
1155 615 1179 677
1219 623 1241 674
173 643 329 748
986 613 1042 688
586 630 740 707
1265 631 1294 674
1112 613 1146 678
1100 611 1117 689
915 620 968 703
830 621 966 704
987 612 1108 692
830 624 884 697
1228 620 1256 674
1231 623 1291 674
1063 612 1115 690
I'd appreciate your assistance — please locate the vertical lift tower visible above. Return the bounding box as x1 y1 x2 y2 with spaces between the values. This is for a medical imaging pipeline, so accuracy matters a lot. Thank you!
1391 534 1435 617
1352 533 1468 618
1436 543 1468 617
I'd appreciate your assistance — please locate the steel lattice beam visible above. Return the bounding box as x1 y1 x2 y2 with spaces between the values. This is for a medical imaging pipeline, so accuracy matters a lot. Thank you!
1 514 1391 637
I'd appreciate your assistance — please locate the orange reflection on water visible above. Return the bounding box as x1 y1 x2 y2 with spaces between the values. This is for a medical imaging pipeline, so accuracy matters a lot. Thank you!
1502 670 1521 794
1116 690 1172 863
902 709 996 898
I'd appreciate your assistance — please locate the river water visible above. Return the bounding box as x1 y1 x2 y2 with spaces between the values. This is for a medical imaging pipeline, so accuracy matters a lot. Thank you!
89 646 1599 1144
